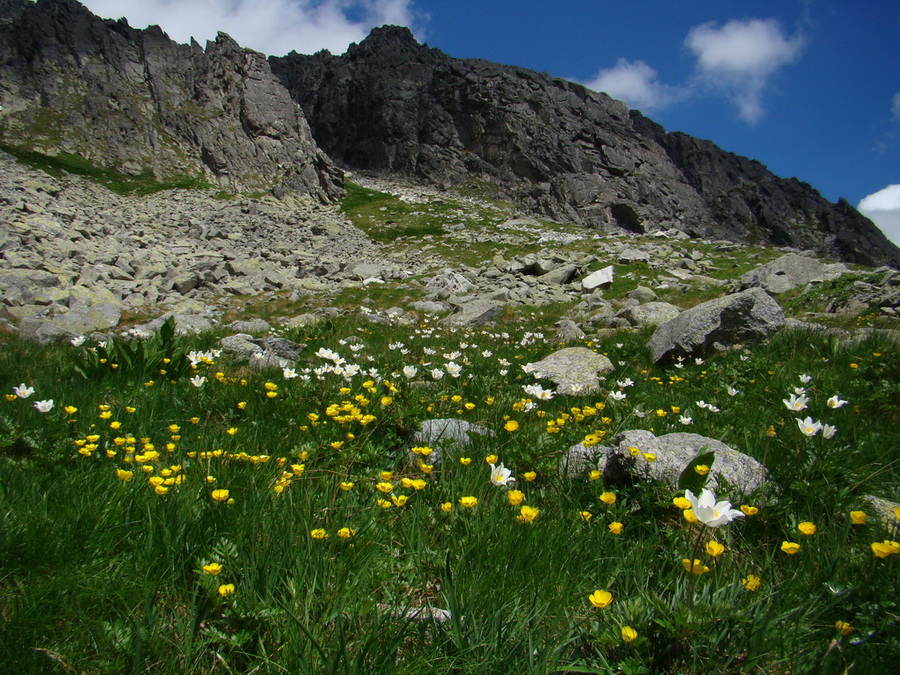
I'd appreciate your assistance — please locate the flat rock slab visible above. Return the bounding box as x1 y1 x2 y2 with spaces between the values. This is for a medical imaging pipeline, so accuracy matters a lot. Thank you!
647 287 784 362
524 347 614 395
621 301 680 328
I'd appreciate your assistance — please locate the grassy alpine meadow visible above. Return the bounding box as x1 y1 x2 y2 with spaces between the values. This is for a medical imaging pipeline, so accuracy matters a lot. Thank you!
0 314 898 674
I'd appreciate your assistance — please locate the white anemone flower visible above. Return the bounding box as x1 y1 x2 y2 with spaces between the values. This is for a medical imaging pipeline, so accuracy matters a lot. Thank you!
430 368 444 380
522 384 554 400
783 393 809 411
190 375 206 388
727 386 739 396
827 395 848 409
822 424 838 439
610 390 627 401
402 365 418 379
70 335 86 347
679 415 693 425
34 399 54 413
13 384 34 398
799 374 813 384
283 367 298 379
445 362 462 378
684 488 744 528
489 463 515 487
796 416 822 437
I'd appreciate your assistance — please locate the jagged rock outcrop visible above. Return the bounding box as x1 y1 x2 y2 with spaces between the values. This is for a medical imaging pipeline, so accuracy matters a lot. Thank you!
270 26 900 267
0 0 341 200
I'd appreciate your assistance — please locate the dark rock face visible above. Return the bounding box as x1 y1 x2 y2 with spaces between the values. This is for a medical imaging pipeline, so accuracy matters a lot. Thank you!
0 0 342 200
270 26 900 267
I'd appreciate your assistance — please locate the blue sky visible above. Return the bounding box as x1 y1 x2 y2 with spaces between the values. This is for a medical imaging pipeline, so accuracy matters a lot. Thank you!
78 0 900 243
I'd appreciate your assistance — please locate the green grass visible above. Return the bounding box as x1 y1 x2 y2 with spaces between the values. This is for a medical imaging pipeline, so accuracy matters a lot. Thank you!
0 144 210 196
0 313 898 673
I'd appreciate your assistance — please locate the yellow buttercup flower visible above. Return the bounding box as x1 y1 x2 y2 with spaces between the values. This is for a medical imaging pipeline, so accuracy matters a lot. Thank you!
871 540 900 558
599 492 616 505
740 505 758 516
517 505 539 524
705 540 725 557
485 454 498 465
459 457 472 465
379 471 393 481
588 589 612 608
339 481 354 491
682 558 710 575
391 494 409 507
440 502 453 512
507 490 525 506
202 563 223 576
504 420 519 432
798 522 816 536
523 471 537 482
310 528 328 539
211 489 230 502
459 496 478 508
850 511 867 525
742 574 761 591
694 464 710 476
834 621 854 636
217 584 235 597
376 481 394 494
337 527 355 539
673 497 692 510
115 469 133 482
781 541 801 555
683 509 700 524
579 511 593 522
608 521 623 535
621 626 638 643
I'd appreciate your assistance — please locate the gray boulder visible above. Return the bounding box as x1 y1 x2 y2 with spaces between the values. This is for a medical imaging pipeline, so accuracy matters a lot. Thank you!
740 253 848 294
524 347 614 395
228 318 272 334
411 418 495 466
555 319 586 343
18 304 121 343
426 269 473 296
443 297 505 327
621 301 680 328
647 288 784 362
559 429 767 495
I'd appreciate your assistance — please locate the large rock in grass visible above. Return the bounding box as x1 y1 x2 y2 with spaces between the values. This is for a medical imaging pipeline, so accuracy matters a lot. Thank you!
410 418 494 466
559 429 767 495
524 347 614 395
443 297 505 327
647 288 784 362
740 253 848 294
18 304 122 343
621 301 680 328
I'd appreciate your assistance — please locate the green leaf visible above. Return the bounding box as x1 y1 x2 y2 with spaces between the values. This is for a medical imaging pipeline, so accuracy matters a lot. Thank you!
677 446 715 493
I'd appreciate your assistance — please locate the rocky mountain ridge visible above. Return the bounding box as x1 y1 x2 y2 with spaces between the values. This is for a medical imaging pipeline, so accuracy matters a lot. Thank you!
0 0 898 272
270 25 900 267
0 0 341 200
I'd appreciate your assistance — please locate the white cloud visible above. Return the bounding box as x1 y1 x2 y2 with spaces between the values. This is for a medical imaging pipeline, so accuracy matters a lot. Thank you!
79 0 422 56
892 92 900 122
858 184 900 247
584 59 680 111
685 18 804 124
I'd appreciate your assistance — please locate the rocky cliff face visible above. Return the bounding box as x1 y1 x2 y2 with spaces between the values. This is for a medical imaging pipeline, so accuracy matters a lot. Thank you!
270 26 900 267
0 0 342 201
